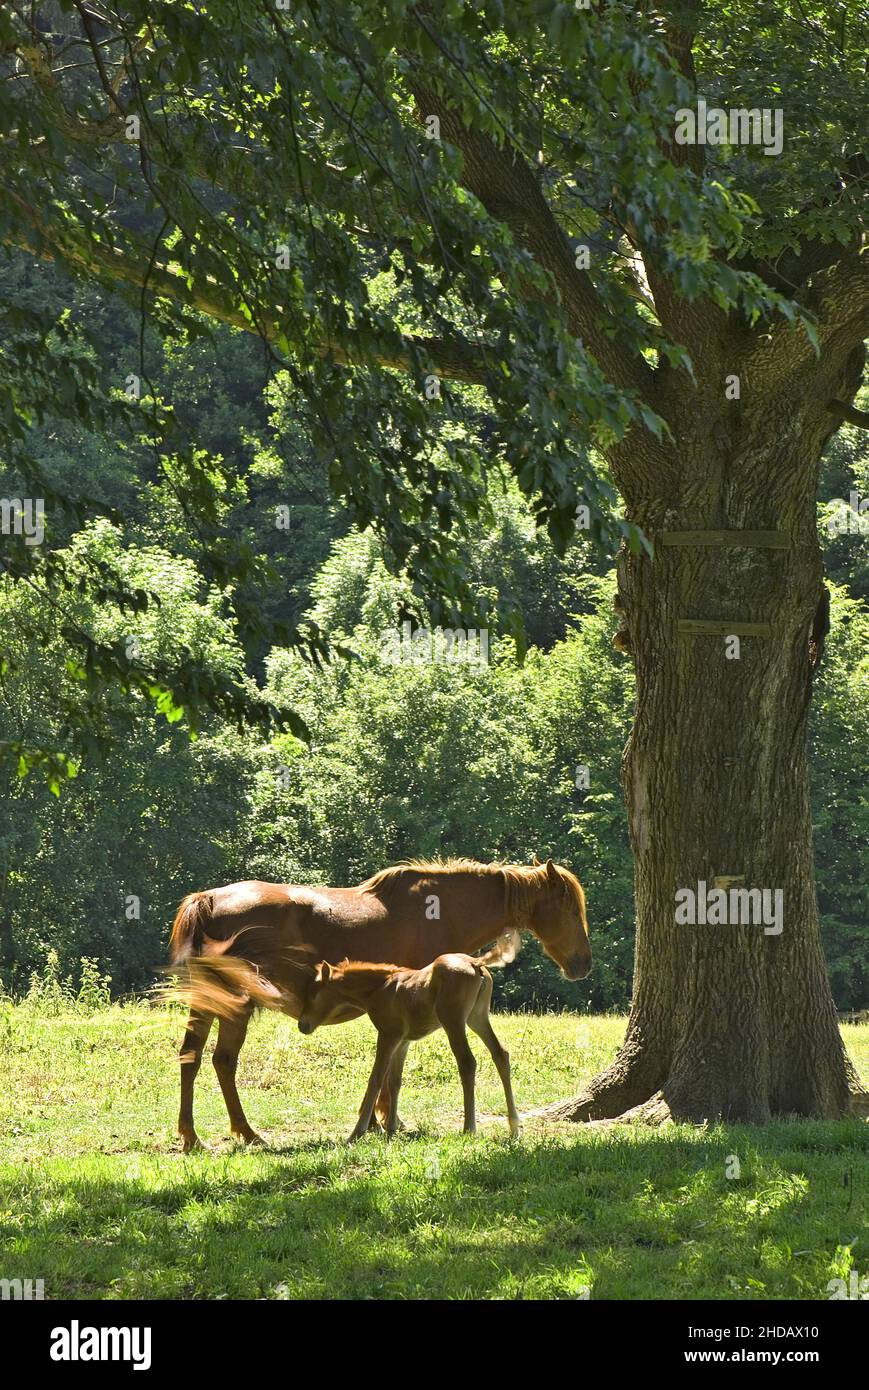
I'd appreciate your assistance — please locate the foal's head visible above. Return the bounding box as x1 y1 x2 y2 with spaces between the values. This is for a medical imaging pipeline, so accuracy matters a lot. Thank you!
297 961 380 1034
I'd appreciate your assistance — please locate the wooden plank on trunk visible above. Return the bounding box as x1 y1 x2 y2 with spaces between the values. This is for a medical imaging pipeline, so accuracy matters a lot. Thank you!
678 619 772 637
661 530 788 549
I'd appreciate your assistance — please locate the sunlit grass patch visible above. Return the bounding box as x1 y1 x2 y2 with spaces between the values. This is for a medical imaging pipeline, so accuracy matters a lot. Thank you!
0 1005 865 1299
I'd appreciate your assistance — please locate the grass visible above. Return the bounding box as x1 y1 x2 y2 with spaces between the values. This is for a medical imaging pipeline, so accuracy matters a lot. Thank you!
0 999 866 1300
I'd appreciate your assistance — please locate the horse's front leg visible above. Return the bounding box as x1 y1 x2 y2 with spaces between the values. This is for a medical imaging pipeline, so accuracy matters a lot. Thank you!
348 1033 400 1143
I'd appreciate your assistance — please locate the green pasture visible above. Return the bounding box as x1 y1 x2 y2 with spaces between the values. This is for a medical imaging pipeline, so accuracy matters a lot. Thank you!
0 1002 866 1300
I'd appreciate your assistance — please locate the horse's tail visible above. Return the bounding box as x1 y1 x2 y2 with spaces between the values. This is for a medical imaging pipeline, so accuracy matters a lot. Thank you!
168 891 214 964
474 928 521 970
162 954 289 1021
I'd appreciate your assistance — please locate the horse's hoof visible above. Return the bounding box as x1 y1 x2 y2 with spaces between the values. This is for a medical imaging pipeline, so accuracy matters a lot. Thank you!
180 1133 206 1154
232 1129 265 1147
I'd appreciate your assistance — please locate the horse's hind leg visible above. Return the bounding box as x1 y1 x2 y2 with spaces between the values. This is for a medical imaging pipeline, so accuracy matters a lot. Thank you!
213 1007 264 1146
468 980 520 1138
178 1009 214 1152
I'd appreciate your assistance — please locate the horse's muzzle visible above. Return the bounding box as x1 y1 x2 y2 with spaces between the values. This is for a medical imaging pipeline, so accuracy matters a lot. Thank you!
298 1020 314 1035
562 953 591 981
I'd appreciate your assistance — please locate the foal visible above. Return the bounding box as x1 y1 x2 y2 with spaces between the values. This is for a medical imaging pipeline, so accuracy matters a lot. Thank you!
297 932 521 1141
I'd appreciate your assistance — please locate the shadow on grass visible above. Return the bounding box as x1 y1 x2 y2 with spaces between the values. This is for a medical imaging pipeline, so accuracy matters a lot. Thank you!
2 1121 866 1300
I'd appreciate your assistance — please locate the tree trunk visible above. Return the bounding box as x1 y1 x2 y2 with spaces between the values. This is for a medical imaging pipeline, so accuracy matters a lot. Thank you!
547 392 862 1124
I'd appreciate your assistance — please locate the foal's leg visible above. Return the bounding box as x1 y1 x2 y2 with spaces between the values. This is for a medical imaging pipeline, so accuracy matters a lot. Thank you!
373 1084 390 1132
348 1032 401 1143
178 1009 214 1152
439 1012 478 1134
384 1042 409 1137
469 988 521 1138
213 1008 264 1146
373 1043 410 1134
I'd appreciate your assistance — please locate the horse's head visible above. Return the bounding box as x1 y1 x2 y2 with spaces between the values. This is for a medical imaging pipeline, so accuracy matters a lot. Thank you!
297 961 350 1033
527 859 591 981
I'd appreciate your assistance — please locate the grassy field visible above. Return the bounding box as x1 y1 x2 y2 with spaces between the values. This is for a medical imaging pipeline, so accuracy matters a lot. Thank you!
0 998 866 1300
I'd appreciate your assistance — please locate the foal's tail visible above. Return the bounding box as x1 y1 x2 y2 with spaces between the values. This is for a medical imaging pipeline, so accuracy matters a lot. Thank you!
168 891 214 964
474 928 521 970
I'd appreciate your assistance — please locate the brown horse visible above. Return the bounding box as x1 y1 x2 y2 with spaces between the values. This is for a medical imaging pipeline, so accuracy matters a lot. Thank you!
168 857 590 1150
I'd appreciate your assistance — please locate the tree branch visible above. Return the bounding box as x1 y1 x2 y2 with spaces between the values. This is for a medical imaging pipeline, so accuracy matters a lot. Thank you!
742 248 869 392
809 250 869 346
407 72 654 399
2 194 492 387
827 398 869 428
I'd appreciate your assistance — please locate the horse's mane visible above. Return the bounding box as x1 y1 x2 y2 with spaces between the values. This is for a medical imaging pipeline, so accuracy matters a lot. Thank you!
359 857 585 921
360 856 494 893
334 959 401 976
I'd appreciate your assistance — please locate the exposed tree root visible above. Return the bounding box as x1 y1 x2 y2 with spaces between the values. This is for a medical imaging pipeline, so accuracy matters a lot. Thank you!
611 1091 674 1125
527 1048 666 1123
525 1089 674 1127
525 1034 868 1128
528 1081 869 1129
849 1088 869 1119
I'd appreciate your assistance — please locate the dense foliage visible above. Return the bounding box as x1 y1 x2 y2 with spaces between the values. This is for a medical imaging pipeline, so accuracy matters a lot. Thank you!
1 3 866 1014
2 2 865 757
1 263 866 1008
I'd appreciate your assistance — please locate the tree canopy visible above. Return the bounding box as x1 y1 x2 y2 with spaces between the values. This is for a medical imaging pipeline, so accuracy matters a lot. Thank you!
3 1 866 778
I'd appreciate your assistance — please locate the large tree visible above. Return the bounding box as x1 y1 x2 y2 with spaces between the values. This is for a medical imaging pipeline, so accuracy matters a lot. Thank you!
1 1 866 1120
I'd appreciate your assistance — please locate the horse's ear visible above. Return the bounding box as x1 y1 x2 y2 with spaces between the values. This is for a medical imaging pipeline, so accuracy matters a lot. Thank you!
546 858 558 878
315 961 332 983
531 854 541 866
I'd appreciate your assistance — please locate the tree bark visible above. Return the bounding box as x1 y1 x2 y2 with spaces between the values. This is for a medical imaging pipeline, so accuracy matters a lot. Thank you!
545 380 863 1124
